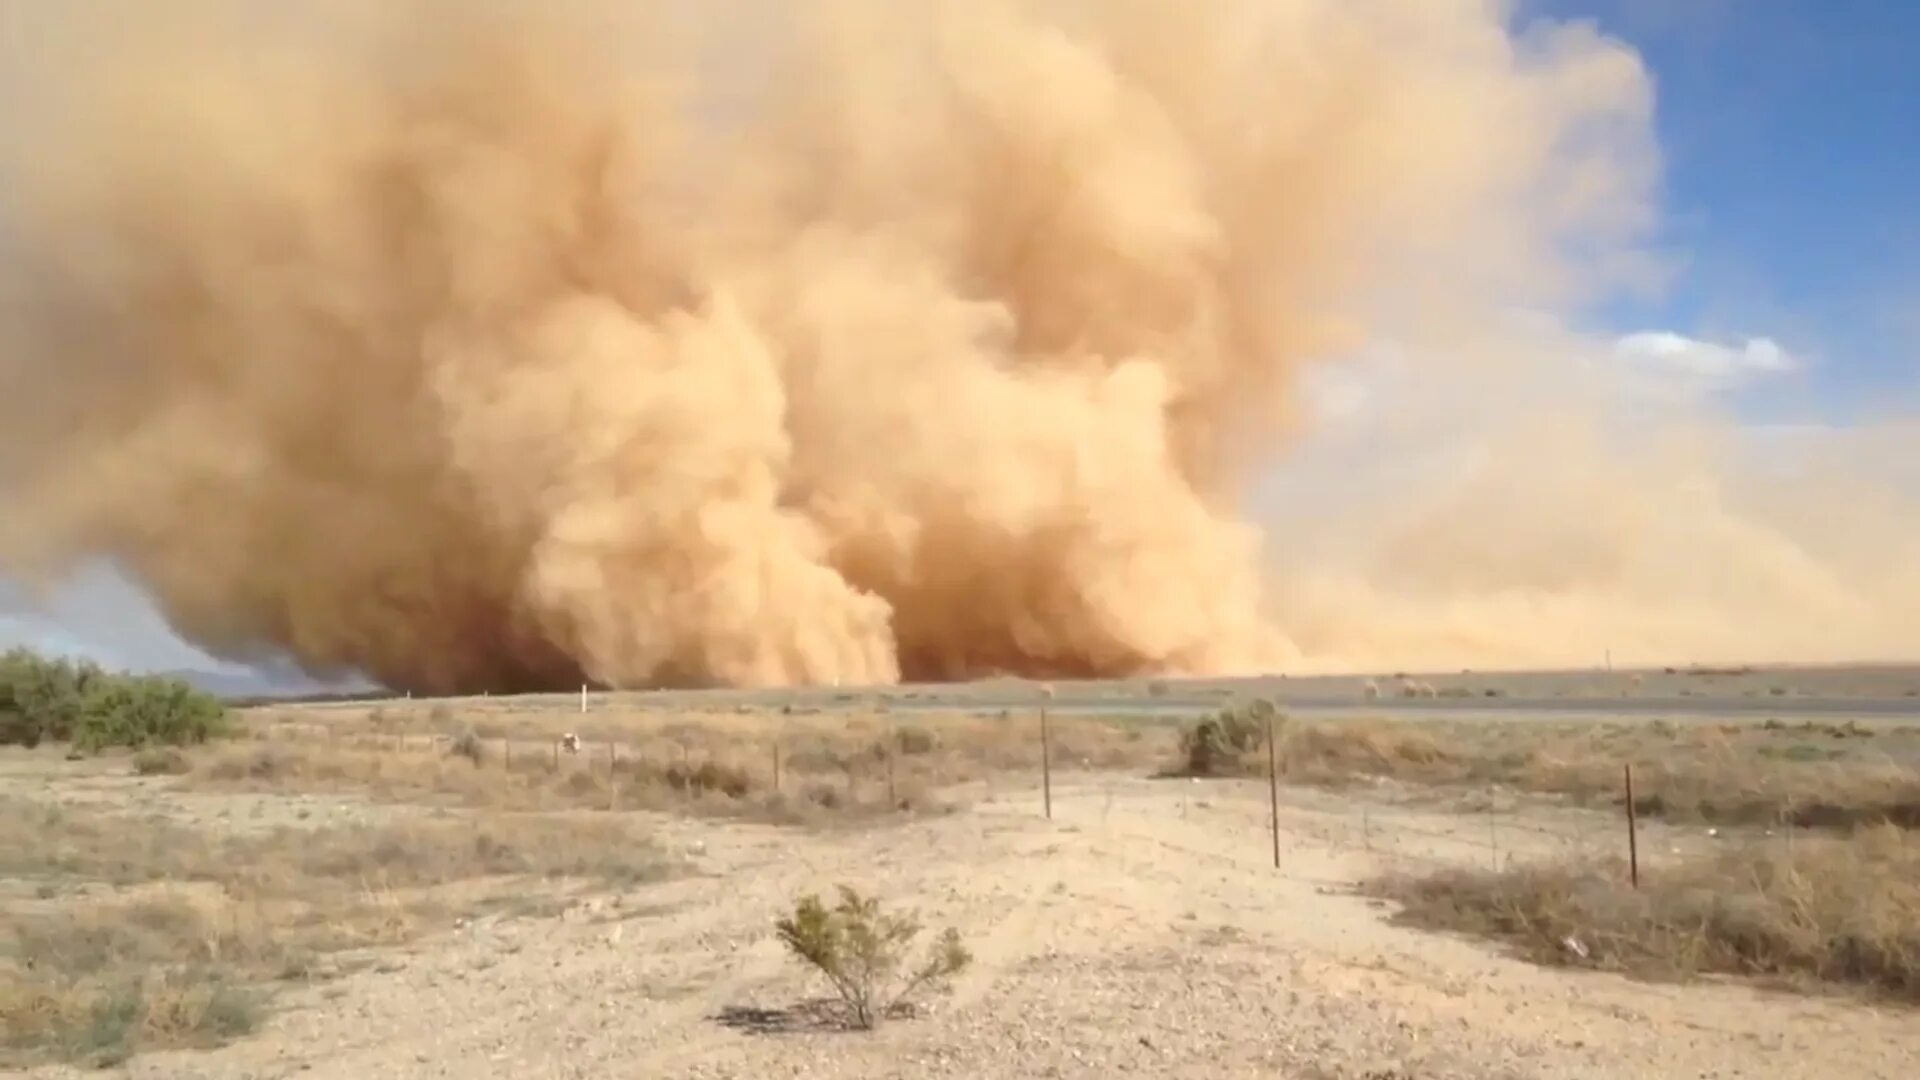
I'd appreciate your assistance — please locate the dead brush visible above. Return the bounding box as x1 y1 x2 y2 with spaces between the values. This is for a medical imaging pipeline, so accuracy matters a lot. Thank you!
0 967 262 1069
448 729 487 766
1172 700 1281 777
1279 719 1456 784
1176 715 1920 833
189 708 1173 823
7 888 312 997
0 797 667 1067
1372 825 1920 1002
131 747 192 776
659 759 755 799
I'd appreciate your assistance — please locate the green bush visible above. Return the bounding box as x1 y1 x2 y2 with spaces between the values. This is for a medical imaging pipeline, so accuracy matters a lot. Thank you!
0 649 107 747
775 886 971 1029
0 649 230 753
75 677 229 753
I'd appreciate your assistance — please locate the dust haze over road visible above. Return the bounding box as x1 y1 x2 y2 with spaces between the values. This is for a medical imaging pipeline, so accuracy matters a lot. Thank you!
0 0 1915 694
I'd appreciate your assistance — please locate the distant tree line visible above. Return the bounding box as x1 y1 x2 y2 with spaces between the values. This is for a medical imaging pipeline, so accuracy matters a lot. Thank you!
0 648 230 752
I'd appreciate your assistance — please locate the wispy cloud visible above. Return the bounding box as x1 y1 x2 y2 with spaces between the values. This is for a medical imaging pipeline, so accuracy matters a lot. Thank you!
1613 331 1798 382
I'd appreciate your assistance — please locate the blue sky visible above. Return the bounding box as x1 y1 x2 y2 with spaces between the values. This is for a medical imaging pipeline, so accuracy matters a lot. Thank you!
1521 0 1920 420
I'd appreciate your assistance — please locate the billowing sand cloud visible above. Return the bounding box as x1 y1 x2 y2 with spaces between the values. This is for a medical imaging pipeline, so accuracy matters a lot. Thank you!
1 1 1909 690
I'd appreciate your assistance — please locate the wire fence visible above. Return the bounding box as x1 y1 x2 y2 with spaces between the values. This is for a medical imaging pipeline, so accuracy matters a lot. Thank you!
240 712 988 814
239 704 1705 890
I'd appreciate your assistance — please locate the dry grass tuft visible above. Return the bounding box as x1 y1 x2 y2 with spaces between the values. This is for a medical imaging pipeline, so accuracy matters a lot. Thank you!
132 746 193 776
1373 826 1920 1002
1281 719 1456 781
8 700 1169 1066
191 707 1173 824
1176 714 1920 832
1170 701 1277 777
1 967 262 1068
0 797 667 1067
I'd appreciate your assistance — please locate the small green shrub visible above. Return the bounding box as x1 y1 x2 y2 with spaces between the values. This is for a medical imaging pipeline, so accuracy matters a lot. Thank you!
775 886 971 1029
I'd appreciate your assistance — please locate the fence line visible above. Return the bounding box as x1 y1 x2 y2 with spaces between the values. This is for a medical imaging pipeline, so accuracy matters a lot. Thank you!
242 710 1739 891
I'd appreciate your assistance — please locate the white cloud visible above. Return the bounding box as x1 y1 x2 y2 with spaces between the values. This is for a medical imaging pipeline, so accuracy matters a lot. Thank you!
1612 331 1798 382
1299 325 1806 442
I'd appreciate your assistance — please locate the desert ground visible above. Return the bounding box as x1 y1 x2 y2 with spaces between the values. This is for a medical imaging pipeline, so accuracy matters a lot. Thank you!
6 665 1920 1079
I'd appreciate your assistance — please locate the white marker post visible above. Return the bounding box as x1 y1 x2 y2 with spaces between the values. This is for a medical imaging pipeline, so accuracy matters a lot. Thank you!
1039 683 1055 821
580 684 588 715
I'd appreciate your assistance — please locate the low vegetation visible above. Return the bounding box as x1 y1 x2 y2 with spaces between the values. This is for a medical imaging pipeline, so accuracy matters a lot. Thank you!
1373 826 1920 1002
184 739 932 823
775 886 971 1029
0 797 667 1067
178 705 1171 824
131 746 193 776
1176 699 1279 777
0 649 231 752
1175 705 1920 832
3 967 263 1069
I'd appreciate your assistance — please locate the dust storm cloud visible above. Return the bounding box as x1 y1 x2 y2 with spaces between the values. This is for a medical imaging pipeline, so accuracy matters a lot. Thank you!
5 0 1898 692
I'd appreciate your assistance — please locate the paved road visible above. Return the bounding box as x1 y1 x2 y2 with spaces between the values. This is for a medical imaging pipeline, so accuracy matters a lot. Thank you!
751 691 1920 722
413 670 1920 724
1102 693 1920 721
275 663 1920 723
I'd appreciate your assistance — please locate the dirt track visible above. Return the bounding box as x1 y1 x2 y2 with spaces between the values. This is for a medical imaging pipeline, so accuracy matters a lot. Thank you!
19 771 1914 1080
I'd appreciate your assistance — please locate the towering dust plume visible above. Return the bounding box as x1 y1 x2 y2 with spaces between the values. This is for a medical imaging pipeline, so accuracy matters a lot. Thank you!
0 1 1792 691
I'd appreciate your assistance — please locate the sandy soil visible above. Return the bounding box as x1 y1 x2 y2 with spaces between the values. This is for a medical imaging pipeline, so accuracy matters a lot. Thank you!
11 765 1914 1080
